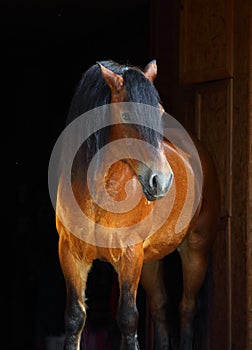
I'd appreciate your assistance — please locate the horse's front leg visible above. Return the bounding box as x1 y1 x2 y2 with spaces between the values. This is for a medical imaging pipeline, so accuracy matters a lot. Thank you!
115 245 144 350
58 237 92 350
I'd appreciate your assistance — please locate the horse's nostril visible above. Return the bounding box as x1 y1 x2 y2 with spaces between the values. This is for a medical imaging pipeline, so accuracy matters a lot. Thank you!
149 173 158 190
149 172 173 195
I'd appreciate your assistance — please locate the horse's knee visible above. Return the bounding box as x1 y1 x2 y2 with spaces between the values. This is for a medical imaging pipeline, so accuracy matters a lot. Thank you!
150 302 169 329
179 296 196 324
117 301 139 336
116 284 139 336
65 290 86 335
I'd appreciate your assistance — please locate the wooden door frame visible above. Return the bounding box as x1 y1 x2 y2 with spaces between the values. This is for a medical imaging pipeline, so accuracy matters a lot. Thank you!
149 0 252 348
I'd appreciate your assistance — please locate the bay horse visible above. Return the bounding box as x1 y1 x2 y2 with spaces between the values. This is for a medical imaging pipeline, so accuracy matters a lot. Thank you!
52 59 220 349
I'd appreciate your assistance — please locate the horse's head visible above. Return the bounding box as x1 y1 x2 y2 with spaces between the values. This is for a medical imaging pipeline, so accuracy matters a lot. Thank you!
98 60 173 201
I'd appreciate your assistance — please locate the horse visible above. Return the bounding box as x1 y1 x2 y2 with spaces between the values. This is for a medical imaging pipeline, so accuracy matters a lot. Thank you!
51 59 220 349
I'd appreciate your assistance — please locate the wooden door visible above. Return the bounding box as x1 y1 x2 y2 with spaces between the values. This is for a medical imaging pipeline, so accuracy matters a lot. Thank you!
150 0 252 349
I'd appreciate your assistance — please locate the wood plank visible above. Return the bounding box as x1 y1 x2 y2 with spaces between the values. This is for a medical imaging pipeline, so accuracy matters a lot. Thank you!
194 79 233 349
180 0 233 83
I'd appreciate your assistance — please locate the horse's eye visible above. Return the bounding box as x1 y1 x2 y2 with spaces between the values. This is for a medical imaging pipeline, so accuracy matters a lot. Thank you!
121 112 131 122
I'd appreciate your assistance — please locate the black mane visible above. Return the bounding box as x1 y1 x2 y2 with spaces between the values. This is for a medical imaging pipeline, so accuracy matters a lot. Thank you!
66 59 161 124
66 60 163 177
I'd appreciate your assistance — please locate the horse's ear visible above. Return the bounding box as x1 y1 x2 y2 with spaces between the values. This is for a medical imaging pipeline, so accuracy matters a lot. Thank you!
97 63 124 92
143 59 157 82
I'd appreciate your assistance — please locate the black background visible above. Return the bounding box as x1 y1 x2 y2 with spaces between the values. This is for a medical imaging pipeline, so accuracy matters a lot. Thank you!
7 0 153 349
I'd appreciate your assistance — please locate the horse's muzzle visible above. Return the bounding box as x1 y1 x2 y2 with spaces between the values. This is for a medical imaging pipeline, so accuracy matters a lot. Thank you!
139 171 173 201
